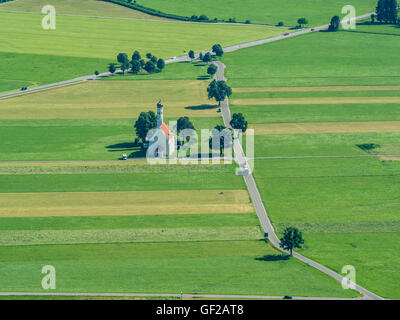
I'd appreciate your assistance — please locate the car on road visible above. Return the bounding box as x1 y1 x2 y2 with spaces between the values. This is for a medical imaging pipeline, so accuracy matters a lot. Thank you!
284 33 290 36
121 154 127 160
21 87 27 91
311 28 315 31
283 296 293 300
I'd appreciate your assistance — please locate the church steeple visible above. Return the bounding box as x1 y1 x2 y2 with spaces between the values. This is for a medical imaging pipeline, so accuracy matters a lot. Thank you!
157 100 163 128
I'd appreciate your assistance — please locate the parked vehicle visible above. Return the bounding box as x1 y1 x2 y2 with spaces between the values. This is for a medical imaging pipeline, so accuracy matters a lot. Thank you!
284 33 290 36
21 87 27 91
121 154 127 160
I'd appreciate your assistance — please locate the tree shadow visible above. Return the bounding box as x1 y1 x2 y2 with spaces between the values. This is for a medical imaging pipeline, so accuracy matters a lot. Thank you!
185 104 218 110
255 254 290 262
197 75 211 80
106 142 137 152
193 63 207 67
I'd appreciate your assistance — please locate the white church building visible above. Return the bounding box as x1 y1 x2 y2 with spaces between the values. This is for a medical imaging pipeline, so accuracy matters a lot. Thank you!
148 100 176 158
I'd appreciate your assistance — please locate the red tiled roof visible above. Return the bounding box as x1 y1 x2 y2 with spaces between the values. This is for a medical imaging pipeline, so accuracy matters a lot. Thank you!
160 123 173 140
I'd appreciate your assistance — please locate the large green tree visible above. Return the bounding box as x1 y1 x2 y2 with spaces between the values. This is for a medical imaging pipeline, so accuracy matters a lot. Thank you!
134 111 157 142
230 113 248 133
132 50 141 61
329 16 340 31
212 44 224 57
131 60 141 74
177 116 195 145
377 0 398 23
279 227 305 256
207 80 232 106
188 50 195 60
157 58 165 71
209 125 232 156
297 17 308 27
203 52 212 63
207 64 218 77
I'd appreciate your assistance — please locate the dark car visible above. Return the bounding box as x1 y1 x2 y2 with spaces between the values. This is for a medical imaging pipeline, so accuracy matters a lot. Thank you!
284 33 290 36
21 87 27 91
283 296 293 300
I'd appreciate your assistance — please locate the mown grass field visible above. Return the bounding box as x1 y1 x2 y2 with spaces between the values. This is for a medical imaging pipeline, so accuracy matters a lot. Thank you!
254 158 400 298
0 159 355 296
0 10 284 92
0 240 355 297
135 0 376 26
224 24 400 87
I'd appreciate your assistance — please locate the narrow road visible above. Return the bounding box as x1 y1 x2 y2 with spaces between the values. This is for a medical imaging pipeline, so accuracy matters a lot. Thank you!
0 11 376 100
213 61 384 301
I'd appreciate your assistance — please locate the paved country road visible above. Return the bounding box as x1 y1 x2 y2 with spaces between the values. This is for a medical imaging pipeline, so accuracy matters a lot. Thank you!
213 60 384 301
0 11 376 100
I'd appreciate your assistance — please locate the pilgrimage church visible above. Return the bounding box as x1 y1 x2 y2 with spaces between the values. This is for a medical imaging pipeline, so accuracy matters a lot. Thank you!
149 100 176 157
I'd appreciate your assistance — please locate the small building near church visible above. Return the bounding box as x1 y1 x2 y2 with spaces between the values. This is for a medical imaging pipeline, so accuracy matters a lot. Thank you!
148 100 176 157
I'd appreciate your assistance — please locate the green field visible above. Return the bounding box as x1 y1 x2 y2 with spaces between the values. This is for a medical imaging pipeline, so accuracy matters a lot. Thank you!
0 0 166 19
224 24 400 87
254 158 400 298
135 0 376 26
0 10 284 92
0 240 355 296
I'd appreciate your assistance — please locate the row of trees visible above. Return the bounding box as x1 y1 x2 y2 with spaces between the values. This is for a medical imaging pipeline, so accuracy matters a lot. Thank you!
108 51 165 76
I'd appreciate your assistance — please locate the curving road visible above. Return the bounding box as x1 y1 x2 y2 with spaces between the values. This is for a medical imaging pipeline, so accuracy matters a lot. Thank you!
213 60 384 300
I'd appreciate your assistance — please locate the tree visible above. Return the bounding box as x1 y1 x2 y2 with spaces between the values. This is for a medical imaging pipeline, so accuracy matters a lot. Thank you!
150 56 158 64
120 60 130 74
177 116 195 145
387 0 398 23
297 17 308 27
117 53 128 64
212 44 224 57
131 59 141 74
209 125 232 156
207 80 232 106
277 21 284 26
94 70 99 76
146 53 153 59
132 50 141 61
279 227 304 256
134 111 157 142
188 50 195 60
144 61 156 74
203 52 212 63
371 13 376 23
199 52 204 61
207 64 218 77
230 113 248 133
108 63 117 74
157 58 165 70
199 14 209 21
376 0 398 23
329 15 340 31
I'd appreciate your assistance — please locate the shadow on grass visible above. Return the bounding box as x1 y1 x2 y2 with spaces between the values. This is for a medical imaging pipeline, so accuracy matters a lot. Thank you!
197 75 212 80
255 254 290 262
185 104 218 110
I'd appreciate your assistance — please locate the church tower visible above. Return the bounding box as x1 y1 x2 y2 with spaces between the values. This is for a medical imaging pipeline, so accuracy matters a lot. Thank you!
157 100 163 128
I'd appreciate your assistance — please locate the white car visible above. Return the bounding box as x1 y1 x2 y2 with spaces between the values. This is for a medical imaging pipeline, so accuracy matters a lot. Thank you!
121 154 127 160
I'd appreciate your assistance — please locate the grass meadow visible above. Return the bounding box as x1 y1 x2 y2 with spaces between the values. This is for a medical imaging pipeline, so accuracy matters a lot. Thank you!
0 10 284 92
224 24 400 87
134 0 376 26
0 0 166 19
254 158 400 298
